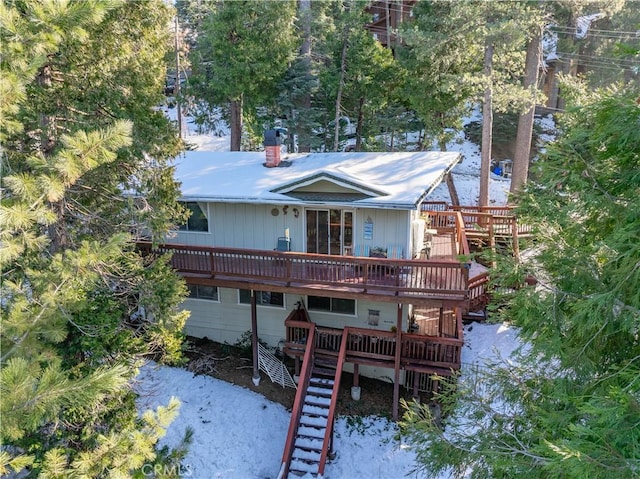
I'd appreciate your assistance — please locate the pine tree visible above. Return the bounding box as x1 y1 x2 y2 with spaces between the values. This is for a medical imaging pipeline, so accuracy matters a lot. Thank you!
336 7 397 152
274 0 337 153
399 1 540 205
400 84 640 478
189 0 297 151
1 1 190 475
397 0 480 151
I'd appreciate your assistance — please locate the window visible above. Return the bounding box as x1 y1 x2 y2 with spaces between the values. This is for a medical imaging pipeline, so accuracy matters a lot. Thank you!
308 296 356 315
179 202 208 232
239 289 284 308
188 284 218 301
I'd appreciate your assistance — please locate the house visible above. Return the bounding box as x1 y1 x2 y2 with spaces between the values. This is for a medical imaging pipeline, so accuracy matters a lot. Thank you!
365 0 417 51
164 149 467 350
141 149 501 476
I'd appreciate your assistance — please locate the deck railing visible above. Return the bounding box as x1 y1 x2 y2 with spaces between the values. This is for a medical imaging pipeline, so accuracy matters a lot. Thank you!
401 333 462 372
420 201 450 212
467 271 490 312
138 242 471 301
451 205 533 237
420 203 532 237
284 321 462 372
421 210 470 257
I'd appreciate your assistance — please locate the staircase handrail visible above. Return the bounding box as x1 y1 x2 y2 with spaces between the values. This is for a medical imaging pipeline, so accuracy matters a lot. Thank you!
279 323 316 479
454 211 471 257
317 327 350 477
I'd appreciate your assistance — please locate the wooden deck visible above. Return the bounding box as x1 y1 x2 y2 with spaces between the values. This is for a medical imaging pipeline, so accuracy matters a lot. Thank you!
284 318 463 380
138 242 477 307
411 307 459 337
420 204 530 260
135 206 510 311
421 203 532 247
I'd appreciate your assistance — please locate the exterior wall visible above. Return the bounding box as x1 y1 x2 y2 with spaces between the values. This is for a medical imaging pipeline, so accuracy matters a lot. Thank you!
182 288 410 381
172 201 412 258
171 202 304 251
176 200 415 382
351 208 411 257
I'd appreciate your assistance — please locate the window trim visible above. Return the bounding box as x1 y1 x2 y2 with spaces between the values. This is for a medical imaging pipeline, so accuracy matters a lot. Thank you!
179 201 209 233
307 295 357 316
187 284 219 302
238 289 285 309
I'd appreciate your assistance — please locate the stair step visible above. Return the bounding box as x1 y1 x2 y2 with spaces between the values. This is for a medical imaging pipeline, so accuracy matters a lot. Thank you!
297 425 326 439
292 447 321 463
309 377 334 387
304 394 331 407
312 366 337 377
294 436 323 452
302 404 329 418
289 458 319 474
300 414 329 428
307 385 333 397
286 471 308 478
315 356 337 366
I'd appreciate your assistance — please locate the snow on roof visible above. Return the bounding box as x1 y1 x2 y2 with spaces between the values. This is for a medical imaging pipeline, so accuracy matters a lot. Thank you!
576 13 604 39
174 150 461 210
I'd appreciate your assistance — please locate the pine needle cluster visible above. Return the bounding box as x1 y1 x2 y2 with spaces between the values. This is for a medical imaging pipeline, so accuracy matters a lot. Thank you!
1 1 191 476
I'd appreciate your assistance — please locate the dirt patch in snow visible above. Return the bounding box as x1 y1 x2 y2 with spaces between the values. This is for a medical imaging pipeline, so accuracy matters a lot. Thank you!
183 336 421 419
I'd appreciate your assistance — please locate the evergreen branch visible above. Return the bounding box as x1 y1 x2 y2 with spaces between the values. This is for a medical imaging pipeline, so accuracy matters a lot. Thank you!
0 280 67 363
576 319 609 362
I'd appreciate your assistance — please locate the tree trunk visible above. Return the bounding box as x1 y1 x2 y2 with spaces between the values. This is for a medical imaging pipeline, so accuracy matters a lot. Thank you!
333 28 348 152
479 42 494 208
298 0 312 153
175 16 183 140
438 133 460 206
38 61 68 252
355 96 364 151
445 173 460 207
511 31 541 197
230 96 242 151
385 0 391 49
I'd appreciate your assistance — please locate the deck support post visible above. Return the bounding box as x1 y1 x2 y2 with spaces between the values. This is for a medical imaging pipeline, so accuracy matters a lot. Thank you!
294 356 300 377
392 304 403 421
250 290 260 386
353 363 360 388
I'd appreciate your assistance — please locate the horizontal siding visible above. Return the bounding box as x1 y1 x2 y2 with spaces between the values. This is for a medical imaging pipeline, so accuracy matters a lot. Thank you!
183 289 410 382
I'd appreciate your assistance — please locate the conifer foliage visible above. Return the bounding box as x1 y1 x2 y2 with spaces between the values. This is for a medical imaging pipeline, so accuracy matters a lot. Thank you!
1 1 190 476
400 85 640 478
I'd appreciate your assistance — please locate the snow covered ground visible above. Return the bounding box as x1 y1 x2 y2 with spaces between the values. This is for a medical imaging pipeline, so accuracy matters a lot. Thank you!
135 322 522 479
135 107 544 478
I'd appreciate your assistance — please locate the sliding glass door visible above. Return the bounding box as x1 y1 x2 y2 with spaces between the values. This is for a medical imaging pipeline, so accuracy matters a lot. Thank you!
306 209 353 255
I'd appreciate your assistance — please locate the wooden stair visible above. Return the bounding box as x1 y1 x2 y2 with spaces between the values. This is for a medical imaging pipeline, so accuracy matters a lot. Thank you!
278 327 349 479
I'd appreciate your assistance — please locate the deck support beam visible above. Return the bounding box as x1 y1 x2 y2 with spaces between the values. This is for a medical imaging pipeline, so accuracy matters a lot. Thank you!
251 290 260 386
392 303 402 421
